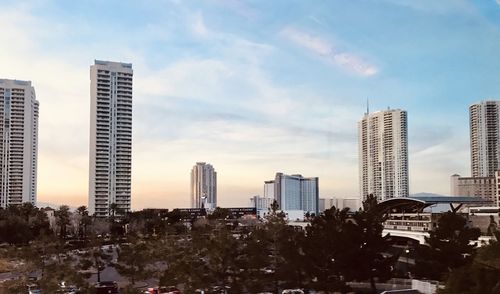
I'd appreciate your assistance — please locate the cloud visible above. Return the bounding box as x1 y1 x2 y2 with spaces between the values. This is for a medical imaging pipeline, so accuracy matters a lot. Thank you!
281 27 378 76
190 11 211 38
497 0 500 5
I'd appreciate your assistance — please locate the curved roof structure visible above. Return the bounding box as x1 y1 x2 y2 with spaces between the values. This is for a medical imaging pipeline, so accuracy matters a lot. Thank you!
377 195 491 214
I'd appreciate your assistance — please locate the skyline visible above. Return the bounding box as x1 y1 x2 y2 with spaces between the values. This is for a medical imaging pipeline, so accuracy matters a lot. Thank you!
1 0 500 209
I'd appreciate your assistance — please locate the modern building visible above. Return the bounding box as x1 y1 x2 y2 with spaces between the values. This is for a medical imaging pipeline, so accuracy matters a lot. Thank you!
264 180 275 199
358 108 409 202
250 195 274 211
470 101 500 177
451 173 500 207
319 197 361 212
0 79 39 208
88 60 133 217
267 173 319 214
191 162 217 209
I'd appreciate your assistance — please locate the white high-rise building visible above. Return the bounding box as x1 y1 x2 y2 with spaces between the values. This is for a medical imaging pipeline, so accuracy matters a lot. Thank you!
0 79 39 208
191 162 217 208
358 108 408 202
470 101 500 177
272 173 319 214
89 60 133 217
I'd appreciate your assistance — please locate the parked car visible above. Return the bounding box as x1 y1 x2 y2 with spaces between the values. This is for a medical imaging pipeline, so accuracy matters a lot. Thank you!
95 281 119 294
282 290 305 294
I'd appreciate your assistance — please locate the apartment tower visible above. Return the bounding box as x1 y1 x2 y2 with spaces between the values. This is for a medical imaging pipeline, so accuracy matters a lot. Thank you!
0 79 39 208
358 108 408 201
191 162 217 209
89 60 133 217
470 101 500 177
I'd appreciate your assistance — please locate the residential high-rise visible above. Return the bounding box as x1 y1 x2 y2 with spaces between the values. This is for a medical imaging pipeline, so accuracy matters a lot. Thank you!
89 60 133 217
271 173 319 214
358 108 408 202
470 101 500 177
0 79 39 208
191 162 217 208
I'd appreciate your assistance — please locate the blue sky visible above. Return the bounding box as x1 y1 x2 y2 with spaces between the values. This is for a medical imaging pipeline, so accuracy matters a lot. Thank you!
1 0 500 209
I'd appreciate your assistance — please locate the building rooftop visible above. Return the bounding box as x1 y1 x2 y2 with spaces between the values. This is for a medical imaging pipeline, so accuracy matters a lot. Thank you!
0 79 32 86
377 194 492 214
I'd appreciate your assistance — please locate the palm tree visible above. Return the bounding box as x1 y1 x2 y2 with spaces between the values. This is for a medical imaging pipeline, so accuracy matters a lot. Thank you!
76 206 91 239
55 205 70 239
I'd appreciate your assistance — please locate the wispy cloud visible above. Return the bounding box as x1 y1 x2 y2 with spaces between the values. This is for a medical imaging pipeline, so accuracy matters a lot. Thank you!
281 27 378 76
496 0 500 6
190 11 211 38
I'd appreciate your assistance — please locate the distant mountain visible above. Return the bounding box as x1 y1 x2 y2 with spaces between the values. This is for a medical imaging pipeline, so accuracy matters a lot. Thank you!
410 192 447 197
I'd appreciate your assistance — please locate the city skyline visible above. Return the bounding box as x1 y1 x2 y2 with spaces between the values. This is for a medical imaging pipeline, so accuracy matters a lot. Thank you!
1 1 500 209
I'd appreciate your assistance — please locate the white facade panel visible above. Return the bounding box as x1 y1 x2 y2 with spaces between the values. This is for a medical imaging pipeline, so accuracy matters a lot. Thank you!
89 60 133 217
191 162 217 208
0 79 39 208
358 109 409 202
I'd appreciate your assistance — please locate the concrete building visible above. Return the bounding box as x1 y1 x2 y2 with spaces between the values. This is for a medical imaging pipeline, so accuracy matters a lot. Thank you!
358 108 409 202
319 197 361 212
191 162 217 208
88 60 133 217
268 173 319 214
451 173 499 207
470 101 500 177
250 195 274 211
264 180 275 199
0 79 39 208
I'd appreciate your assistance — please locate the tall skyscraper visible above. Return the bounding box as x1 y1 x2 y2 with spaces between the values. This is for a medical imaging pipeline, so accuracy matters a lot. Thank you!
191 162 217 208
0 79 39 208
358 108 408 202
89 60 133 217
270 173 319 214
470 101 500 177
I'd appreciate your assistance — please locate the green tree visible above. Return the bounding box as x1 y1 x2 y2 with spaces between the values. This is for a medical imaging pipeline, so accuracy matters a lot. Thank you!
116 237 153 286
304 207 355 293
55 205 71 239
439 240 500 293
76 205 91 239
414 211 481 280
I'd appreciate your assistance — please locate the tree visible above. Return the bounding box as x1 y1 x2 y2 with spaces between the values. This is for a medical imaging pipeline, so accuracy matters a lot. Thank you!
304 195 395 293
304 207 356 293
55 205 71 239
349 196 395 292
116 237 153 286
76 206 91 239
414 211 481 280
439 240 500 293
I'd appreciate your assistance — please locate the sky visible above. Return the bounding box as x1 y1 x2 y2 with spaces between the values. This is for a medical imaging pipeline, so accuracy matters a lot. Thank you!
1 0 500 210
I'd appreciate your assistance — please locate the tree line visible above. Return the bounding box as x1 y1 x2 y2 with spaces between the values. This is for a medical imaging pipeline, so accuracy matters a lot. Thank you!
1 197 499 293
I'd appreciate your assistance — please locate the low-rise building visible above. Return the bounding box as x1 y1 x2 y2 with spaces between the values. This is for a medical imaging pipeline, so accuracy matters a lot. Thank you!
450 173 499 206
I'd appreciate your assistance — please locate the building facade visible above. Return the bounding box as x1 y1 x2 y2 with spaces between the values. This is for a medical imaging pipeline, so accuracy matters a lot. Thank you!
191 162 217 208
319 197 361 212
358 108 409 202
0 79 39 208
451 173 499 207
250 195 274 211
89 60 133 217
264 180 275 199
271 173 319 214
470 101 500 177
